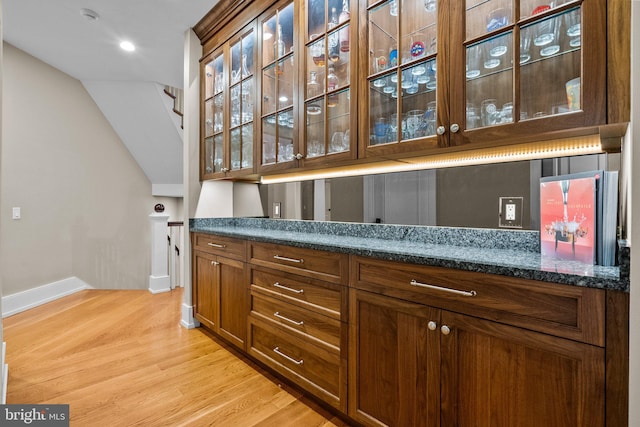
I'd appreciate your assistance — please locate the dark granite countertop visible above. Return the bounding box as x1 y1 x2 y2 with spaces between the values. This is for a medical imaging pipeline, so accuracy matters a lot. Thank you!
190 218 630 292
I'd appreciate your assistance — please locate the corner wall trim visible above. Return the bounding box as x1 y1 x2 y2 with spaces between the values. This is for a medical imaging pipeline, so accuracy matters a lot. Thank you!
1 277 93 318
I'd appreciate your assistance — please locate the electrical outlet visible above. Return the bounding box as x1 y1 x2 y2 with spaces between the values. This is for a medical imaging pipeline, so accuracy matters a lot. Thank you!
499 197 523 228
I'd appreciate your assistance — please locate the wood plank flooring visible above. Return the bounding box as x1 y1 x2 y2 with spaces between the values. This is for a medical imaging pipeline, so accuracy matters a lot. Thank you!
3 289 351 426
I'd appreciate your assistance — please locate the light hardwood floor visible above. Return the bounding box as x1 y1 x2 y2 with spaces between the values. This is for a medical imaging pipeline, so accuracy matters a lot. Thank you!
3 289 351 426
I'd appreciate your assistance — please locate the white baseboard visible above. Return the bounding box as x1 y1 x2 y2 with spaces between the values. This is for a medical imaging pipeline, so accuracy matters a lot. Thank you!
148 275 171 294
180 303 199 329
1 277 93 318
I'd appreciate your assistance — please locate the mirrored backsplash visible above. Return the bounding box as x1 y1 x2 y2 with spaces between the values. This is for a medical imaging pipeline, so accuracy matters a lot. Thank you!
258 153 620 231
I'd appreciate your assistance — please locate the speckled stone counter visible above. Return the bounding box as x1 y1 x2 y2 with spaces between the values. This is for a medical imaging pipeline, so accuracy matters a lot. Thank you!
190 217 630 292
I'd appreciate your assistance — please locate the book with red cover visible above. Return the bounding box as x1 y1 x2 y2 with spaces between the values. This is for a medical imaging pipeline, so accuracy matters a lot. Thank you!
540 173 598 265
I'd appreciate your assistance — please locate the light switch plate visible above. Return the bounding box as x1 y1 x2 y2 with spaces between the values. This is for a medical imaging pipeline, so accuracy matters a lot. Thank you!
498 197 523 228
12 207 21 220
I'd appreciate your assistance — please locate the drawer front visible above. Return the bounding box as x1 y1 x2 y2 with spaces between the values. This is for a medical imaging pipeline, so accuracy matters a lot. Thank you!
249 242 348 285
250 268 343 319
192 233 247 261
248 319 341 405
250 293 341 349
351 256 605 346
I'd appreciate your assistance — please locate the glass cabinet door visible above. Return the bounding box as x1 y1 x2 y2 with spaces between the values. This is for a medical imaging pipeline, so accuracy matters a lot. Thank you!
260 1 296 169
364 0 440 156
455 0 605 146
228 27 256 175
202 50 225 178
304 0 355 161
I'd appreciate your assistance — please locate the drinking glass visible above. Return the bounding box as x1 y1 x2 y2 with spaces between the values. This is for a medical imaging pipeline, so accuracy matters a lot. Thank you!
538 16 561 56
564 8 581 47
481 99 499 126
466 44 481 79
373 118 388 144
520 32 532 64
330 131 346 153
406 110 424 139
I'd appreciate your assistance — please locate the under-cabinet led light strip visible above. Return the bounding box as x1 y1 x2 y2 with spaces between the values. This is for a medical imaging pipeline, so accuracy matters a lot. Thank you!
260 136 603 184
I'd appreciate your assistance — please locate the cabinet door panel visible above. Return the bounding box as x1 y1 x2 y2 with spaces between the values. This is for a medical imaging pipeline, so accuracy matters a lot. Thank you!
440 311 605 427
218 257 248 350
193 251 219 331
349 289 440 427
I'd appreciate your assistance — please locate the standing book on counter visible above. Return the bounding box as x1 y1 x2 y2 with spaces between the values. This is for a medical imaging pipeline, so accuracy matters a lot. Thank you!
540 170 618 266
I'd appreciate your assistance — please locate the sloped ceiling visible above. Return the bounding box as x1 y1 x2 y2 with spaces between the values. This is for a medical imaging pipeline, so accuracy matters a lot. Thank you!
3 0 217 194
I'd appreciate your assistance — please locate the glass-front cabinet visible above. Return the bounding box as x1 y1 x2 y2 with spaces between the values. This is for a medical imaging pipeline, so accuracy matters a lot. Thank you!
202 50 225 178
303 0 357 164
200 0 610 180
259 1 297 172
361 0 444 158
360 0 606 157
200 23 257 180
452 0 605 148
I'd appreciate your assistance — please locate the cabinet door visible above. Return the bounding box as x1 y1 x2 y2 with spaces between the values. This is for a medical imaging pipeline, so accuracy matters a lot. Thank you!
201 48 226 180
227 24 258 177
451 0 606 148
258 0 298 173
301 0 357 165
440 311 605 426
193 251 218 330
217 256 248 350
359 0 448 159
348 289 440 427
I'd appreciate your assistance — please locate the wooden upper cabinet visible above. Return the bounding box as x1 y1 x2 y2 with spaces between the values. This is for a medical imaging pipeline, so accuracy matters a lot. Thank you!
257 0 299 173
200 21 258 181
359 0 608 159
359 0 447 159
450 0 607 150
298 0 358 167
197 0 622 179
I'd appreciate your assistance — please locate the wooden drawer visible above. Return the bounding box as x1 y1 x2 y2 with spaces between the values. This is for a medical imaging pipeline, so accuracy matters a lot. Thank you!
192 233 246 261
248 319 342 408
250 293 341 350
249 241 348 285
250 267 344 320
351 256 606 346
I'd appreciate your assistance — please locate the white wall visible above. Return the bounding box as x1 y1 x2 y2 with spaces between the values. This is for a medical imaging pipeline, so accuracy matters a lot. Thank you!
0 43 160 295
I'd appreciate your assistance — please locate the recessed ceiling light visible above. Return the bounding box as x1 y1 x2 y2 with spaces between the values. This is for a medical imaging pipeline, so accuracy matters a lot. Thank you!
120 41 136 52
80 8 100 21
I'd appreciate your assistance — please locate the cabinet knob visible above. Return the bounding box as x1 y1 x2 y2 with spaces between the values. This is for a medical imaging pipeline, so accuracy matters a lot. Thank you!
450 123 460 133
436 126 446 135
295 153 303 160
441 325 451 335
210 261 219 266
428 321 437 331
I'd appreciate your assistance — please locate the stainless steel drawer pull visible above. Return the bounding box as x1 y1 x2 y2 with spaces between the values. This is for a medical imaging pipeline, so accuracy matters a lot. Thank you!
273 282 304 294
274 311 304 326
410 279 477 297
273 346 304 365
273 255 304 263
207 242 227 248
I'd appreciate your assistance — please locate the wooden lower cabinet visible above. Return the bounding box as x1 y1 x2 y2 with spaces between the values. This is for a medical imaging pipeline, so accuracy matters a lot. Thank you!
348 289 440 427
440 311 604 427
193 250 248 350
349 288 606 427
